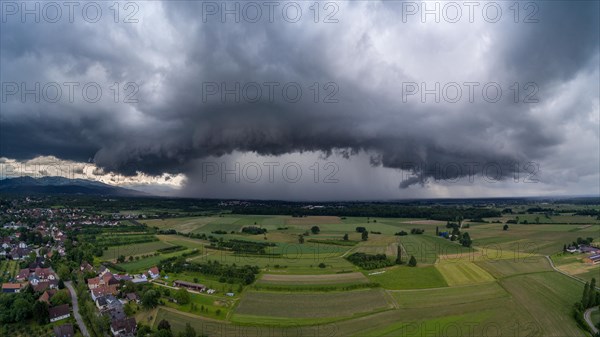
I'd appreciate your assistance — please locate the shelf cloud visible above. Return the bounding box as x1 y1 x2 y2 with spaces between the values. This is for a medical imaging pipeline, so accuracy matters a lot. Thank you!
1 1 598 198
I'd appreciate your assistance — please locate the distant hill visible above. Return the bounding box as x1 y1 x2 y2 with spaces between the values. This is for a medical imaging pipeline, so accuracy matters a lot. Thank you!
0 176 148 196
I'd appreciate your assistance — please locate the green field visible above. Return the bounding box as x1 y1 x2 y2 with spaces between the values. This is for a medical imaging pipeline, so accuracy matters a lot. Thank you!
500 272 585 336
475 256 553 278
366 265 448 289
103 240 172 260
233 288 394 323
390 282 508 308
435 261 496 286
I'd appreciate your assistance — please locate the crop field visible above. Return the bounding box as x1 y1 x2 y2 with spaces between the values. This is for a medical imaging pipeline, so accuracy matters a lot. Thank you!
258 272 369 285
475 256 553 278
390 282 508 308
143 216 236 233
103 240 173 260
118 212 596 336
254 272 373 291
155 235 207 249
116 248 194 273
332 295 540 337
233 289 393 321
366 265 448 289
500 272 584 336
435 261 495 286
285 216 342 225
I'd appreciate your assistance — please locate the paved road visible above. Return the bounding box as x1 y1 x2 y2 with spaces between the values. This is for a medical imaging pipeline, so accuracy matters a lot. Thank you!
65 281 90 337
584 307 599 335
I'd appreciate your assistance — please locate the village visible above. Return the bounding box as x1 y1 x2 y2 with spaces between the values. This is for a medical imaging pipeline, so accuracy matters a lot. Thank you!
0 200 212 337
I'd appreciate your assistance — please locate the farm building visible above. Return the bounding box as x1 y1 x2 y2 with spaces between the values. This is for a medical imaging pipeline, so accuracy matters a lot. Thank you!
173 280 206 292
580 245 600 254
585 254 600 265
49 304 70 322
2 283 21 293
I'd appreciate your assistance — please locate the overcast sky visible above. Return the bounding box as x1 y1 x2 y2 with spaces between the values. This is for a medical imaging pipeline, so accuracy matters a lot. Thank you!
1 1 598 200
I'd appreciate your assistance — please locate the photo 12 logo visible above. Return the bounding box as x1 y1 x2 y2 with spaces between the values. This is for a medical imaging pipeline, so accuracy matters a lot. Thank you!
401 1 540 24
201 81 339 104
400 161 540 185
200 1 340 24
1 1 141 23
200 161 340 184
1 82 140 104
401 82 539 104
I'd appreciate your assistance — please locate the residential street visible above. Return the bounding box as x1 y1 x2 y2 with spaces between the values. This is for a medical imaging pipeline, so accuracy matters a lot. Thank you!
65 281 90 337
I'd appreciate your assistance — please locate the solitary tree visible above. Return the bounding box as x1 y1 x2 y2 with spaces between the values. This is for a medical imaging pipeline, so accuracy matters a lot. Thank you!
298 235 304 244
435 226 439 236
395 246 402 265
460 232 472 247
408 255 417 267
343 233 349 241
157 319 171 332
503 224 509 231
311 226 320 234
361 231 369 241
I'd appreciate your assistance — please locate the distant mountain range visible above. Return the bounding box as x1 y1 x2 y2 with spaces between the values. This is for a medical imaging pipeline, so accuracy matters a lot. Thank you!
0 176 147 196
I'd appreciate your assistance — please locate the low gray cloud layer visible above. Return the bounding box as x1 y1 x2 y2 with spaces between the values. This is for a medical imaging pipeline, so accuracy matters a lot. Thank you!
1 1 598 198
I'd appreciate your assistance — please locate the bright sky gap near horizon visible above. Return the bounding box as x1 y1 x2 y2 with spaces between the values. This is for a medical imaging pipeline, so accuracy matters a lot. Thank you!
0 1 598 200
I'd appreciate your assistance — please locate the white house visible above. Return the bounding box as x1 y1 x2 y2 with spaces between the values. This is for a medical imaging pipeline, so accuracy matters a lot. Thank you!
148 267 160 279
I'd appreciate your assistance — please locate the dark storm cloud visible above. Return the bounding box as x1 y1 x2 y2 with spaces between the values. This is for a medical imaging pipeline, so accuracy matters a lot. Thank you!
1 0 598 194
